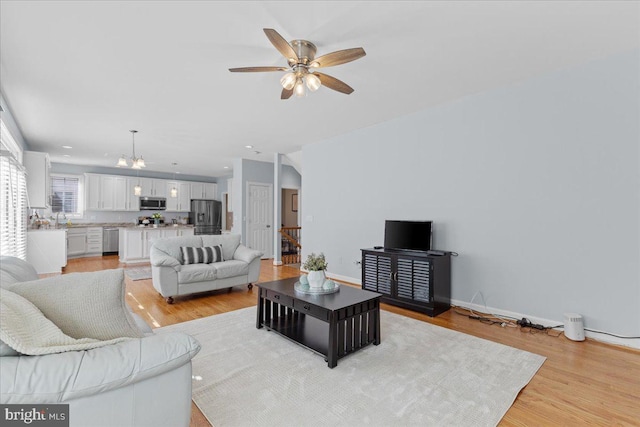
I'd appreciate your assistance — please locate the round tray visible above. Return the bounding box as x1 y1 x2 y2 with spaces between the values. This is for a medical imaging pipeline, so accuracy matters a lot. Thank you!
294 281 340 295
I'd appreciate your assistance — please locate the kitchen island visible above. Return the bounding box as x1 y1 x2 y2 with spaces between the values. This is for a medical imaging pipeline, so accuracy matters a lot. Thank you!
119 225 194 264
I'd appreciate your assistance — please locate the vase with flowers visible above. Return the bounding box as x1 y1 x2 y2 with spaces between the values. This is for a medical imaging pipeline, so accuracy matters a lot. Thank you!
151 213 162 227
302 252 328 289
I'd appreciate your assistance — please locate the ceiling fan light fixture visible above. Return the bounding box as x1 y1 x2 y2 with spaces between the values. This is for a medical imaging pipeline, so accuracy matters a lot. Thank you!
294 78 306 98
280 72 296 90
136 156 146 168
306 73 321 92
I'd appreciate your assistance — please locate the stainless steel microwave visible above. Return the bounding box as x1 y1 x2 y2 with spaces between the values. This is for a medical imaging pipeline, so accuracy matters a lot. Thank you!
139 197 166 210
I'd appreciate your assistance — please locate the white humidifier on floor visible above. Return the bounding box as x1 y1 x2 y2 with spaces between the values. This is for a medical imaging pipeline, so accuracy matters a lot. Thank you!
564 313 585 341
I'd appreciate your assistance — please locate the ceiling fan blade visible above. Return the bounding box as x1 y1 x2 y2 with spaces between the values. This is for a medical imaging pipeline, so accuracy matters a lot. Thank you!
263 28 298 63
229 66 289 72
281 88 293 100
314 72 354 95
310 48 366 68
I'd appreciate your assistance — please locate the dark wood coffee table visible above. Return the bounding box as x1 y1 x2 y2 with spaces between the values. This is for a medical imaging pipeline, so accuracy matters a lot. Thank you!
256 277 382 368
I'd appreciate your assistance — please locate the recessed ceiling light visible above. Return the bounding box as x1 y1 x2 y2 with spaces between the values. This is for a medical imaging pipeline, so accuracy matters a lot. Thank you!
245 145 253 149
62 145 72 149
223 166 229 169
63 154 71 157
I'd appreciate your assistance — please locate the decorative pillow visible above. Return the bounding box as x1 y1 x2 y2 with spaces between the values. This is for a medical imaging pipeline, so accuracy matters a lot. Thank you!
181 245 223 265
6 269 145 340
0 288 130 355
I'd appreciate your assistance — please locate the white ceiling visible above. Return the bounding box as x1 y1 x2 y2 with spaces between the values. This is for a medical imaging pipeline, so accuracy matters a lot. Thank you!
1 1 638 177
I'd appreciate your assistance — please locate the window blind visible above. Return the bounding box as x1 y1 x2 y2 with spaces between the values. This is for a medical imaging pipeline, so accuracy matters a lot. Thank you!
51 175 80 214
0 150 28 260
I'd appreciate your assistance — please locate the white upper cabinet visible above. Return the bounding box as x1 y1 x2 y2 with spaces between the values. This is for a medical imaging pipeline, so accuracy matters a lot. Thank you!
140 177 167 198
166 181 191 212
84 173 215 212
85 174 127 211
125 177 140 211
85 174 102 210
190 182 217 200
23 151 51 209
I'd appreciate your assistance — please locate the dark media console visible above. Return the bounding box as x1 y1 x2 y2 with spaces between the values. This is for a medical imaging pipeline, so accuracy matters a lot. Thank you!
361 248 451 317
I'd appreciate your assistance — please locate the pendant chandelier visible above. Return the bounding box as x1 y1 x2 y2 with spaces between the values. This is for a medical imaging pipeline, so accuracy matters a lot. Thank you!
116 130 146 169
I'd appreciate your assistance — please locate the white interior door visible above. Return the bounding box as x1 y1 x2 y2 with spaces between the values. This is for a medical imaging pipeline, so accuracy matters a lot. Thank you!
247 182 273 258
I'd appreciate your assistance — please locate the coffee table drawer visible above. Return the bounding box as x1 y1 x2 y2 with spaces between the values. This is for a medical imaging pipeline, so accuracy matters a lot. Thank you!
266 289 293 308
294 299 329 321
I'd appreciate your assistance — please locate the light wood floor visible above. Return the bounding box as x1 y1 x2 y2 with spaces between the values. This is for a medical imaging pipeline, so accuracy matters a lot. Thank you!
64 256 640 426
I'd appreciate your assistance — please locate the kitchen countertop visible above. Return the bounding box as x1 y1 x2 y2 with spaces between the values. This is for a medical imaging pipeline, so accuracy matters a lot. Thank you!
29 223 194 231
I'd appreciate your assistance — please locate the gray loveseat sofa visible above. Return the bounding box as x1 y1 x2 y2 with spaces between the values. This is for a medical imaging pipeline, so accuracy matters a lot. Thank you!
149 234 263 303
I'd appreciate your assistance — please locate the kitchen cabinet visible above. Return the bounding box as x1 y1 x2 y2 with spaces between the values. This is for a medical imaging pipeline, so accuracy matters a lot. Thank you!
24 151 51 209
143 228 164 258
27 229 67 274
120 228 144 262
190 182 217 200
140 177 166 198
85 174 128 211
163 227 195 238
67 227 87 257
125 177 141 211
85 174 101 210
85 227 103 255
119 227 194 263
166 181 191 212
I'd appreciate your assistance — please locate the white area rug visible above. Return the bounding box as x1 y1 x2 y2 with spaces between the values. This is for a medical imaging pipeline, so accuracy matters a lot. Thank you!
157 307 545 427
124 267 152 281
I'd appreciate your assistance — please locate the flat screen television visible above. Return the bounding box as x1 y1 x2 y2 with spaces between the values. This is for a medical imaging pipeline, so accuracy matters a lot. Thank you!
384 220 432 252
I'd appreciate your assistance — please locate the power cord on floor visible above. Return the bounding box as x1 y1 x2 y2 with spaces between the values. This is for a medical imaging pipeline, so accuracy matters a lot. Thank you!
453 305 564 337
456 305 640 339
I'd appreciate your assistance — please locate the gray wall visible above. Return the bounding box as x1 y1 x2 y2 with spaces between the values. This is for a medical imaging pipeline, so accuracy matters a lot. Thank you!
302 49 639 336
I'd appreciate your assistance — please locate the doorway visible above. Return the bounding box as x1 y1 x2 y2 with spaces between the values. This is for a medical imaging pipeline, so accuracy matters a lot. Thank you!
246 182 273 258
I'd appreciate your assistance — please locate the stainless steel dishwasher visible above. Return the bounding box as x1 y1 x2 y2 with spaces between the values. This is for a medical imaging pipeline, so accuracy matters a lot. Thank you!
103 227 119 255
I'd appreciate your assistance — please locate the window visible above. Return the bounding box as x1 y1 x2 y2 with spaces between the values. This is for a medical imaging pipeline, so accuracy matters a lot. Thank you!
50 174 84 218
0 122 28 260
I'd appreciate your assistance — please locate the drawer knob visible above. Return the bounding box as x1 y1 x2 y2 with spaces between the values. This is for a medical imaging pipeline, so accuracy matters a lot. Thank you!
274 294 280 300
303 304 310 310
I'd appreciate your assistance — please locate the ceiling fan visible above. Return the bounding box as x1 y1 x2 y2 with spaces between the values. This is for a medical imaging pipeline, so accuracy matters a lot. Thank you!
229 28 366 99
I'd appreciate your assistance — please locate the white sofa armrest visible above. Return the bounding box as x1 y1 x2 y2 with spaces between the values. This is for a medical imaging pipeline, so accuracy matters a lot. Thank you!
149 245 181 269
233 245 263 264
0 332 200 404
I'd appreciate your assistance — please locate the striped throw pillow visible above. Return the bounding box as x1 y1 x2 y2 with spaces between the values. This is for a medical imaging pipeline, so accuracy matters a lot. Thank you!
181 245 223 265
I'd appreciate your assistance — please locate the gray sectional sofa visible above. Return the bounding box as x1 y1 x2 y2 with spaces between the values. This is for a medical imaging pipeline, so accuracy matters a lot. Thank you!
149 234 263 303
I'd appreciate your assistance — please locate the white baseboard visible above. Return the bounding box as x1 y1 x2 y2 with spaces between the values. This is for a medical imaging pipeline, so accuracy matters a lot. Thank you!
309 273 639 350
451 298 640 350
326 272 361 286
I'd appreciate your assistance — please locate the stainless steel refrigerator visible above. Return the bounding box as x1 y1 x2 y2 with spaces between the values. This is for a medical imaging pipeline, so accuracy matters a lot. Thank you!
189 199 222 235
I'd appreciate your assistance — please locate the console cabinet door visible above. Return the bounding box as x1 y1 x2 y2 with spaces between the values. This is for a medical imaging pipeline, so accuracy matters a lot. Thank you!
362 251 393 296
396 257 432 303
